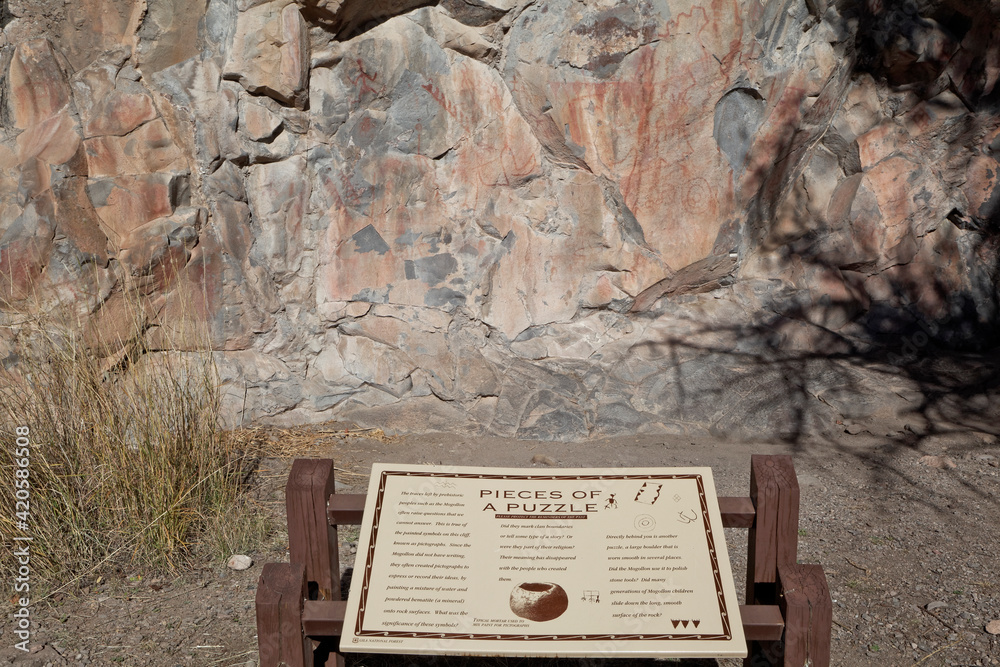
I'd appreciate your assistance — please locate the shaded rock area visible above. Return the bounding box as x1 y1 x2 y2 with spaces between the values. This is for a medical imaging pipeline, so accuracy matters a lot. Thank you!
2 0 1000 440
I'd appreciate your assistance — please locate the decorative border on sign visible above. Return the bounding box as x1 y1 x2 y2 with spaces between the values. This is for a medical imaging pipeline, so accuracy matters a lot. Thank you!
354 470 733 642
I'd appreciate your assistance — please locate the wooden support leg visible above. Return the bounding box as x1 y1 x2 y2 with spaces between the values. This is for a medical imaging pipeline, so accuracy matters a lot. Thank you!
287 459 341 602
256 563 313 667
304 600 349 667
746 455 800 604
778 563 832 667
745 455 800 667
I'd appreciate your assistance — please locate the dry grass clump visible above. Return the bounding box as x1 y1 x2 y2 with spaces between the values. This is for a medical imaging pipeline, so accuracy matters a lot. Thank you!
0 304 269 591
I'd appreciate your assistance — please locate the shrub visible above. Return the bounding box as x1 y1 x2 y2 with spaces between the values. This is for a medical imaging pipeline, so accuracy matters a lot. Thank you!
0 300 265 592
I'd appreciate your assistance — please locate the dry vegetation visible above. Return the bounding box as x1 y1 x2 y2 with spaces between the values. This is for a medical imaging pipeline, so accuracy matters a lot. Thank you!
0 300 270 593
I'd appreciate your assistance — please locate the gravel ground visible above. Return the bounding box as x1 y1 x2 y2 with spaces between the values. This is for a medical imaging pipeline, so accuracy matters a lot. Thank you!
1 423 998 667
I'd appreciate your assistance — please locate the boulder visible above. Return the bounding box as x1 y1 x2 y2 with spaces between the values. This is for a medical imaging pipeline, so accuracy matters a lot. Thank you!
246 156 310 278
240 99 284 142
86 173 190 246
8 39 72 129
136 0 209 73
224 0 310 108
84 119 185 177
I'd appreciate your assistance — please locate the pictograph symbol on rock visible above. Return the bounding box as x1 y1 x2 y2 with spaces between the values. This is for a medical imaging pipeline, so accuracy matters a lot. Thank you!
351 59 384 104
683 177 712 215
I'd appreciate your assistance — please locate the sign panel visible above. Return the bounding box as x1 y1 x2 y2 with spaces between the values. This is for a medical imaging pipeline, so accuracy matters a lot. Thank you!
342 464 746 658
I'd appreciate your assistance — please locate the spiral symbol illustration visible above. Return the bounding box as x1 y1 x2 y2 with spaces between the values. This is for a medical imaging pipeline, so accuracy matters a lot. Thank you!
634 514 656 532
683 177 711 214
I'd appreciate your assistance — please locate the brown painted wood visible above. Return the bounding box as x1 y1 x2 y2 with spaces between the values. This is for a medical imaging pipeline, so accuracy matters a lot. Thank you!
739 605 785 642
720 496 756 528
778 563 832 667
265 457 828 667
806 566 833 667
303 600 348 637
746 455 799 605
778 564 809 667
287 459 341 602
256 562 312 667
327 493 365 525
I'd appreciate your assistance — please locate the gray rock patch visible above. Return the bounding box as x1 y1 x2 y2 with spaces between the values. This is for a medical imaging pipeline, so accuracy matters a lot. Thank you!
425 287 466 309
352 224 390 255
714 87 766 174
405 253 458 285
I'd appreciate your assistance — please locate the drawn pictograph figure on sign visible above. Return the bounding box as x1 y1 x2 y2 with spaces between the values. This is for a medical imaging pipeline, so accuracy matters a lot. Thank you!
581 590 600 603
634 514 656 532
677 509 698 524
635 482 662 505
604 493 618 509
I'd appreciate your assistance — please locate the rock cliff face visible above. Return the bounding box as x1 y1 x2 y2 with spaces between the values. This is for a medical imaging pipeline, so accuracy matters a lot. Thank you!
2 0 999 439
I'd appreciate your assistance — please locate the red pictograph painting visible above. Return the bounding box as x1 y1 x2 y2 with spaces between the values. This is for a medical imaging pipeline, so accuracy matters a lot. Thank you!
351 58 384 105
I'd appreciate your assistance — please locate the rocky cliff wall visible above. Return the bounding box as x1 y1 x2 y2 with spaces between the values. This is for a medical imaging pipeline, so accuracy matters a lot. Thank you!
2 0 999 439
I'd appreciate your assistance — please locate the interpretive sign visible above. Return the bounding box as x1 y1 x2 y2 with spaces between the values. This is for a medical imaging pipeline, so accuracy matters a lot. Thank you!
342 464 746 658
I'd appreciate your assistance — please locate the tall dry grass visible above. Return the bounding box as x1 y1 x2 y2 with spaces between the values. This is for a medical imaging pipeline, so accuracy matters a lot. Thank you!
0 296 268 592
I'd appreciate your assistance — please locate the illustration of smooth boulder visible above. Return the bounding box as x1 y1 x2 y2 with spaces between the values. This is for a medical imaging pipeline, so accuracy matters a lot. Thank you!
509 582 568 622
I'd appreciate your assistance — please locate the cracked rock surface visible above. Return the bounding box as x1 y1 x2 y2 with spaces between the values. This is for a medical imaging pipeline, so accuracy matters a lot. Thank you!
2 0 1000 439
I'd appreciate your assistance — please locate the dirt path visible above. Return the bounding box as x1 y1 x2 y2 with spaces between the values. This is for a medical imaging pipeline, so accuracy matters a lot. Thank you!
2 426 999 667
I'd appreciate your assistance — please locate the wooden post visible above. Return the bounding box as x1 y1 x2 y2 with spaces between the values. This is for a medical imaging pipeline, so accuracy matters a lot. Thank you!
746 455 800 604
287 459 341 602
256 563 312 667
745 455 800 667
778 563 832 667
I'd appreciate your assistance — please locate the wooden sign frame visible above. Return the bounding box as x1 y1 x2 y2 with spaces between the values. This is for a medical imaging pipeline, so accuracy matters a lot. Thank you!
256 455 832 667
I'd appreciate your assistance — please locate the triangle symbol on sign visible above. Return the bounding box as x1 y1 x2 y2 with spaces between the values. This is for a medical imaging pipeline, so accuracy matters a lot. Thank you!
672 620 680 628
693 620 701 628
682 620 689 628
